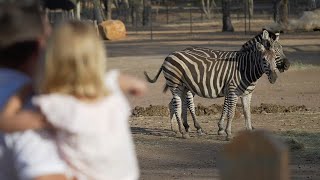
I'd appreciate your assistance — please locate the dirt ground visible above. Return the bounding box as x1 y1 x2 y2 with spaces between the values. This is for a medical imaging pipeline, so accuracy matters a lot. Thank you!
105 21 320 180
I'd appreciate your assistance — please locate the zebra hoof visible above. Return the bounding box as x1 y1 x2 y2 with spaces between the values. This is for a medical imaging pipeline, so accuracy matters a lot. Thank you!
218 129 225 135
182 133 190 139
197 129 205 136
175 132 182 138
226 136 233 141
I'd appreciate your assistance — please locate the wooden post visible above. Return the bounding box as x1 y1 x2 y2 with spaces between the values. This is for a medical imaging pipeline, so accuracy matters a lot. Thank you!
218 130 289 180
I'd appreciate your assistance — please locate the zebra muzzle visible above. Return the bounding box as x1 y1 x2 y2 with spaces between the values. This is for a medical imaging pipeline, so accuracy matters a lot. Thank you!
283 58 290 70
278 58 290 73
268 70 278 84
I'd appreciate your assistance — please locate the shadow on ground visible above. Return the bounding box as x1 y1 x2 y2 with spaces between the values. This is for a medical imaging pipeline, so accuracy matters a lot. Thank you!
276 131 320 180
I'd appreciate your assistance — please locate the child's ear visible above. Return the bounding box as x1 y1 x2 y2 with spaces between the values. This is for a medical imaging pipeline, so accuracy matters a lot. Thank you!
262 30 270 40
256 42 265 52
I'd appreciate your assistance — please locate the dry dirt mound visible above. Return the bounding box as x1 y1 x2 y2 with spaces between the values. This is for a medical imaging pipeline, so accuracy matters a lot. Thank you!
131 103 309 117
132 105 170 117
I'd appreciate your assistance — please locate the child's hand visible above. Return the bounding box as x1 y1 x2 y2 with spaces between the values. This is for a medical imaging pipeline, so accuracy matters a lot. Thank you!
119 74 147 97
128 78 147 96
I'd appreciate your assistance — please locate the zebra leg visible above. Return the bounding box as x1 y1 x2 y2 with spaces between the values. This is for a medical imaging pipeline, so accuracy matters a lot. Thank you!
225 94 238 141
171 88 189 139
169 99 176 132
185 91 204 135
182 94 190 133
218 96 228 135
240 93 253 130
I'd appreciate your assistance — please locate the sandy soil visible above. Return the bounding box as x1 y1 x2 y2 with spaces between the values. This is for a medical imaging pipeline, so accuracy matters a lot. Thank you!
105 23 320 180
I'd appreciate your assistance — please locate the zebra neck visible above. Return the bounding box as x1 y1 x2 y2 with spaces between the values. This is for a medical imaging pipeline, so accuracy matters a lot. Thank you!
238 51 265 83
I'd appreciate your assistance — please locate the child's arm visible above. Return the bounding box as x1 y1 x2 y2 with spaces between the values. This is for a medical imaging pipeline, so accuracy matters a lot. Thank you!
118 74 147 97
0 84 49 132
0 109 48 133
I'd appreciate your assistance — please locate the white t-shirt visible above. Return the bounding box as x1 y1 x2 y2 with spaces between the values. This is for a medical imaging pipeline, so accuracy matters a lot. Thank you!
32 70 140 180
0 68 67 180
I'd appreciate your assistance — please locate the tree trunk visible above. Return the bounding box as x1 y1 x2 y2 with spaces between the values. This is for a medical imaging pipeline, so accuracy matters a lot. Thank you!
222 0 234 32
143 0 152 26
273 0 278 21
93 0 104 23
247 0 253 17
75 1 81 20
201 0 216 19
278 0 288 27
131 0 143 27
119 0 130 23
274 0 288 28
102 0 112 20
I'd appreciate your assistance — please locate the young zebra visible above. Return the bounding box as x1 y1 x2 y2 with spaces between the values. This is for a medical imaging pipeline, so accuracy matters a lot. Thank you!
144 31 278 140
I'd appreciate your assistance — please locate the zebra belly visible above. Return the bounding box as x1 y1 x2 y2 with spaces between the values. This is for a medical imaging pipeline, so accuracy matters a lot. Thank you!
186 78 228 99
235 82 257 96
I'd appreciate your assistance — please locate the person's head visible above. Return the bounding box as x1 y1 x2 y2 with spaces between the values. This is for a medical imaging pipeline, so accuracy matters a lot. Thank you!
0 0 45 76
39 21 108 99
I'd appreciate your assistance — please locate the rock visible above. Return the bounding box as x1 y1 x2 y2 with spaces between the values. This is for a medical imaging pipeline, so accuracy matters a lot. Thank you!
98 20 126 40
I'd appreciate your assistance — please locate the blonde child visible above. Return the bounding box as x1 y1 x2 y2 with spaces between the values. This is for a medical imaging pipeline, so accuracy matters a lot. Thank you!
1 21 146 180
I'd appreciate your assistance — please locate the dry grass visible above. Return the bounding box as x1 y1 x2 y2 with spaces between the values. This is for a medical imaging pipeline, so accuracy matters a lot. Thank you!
289 61 320 71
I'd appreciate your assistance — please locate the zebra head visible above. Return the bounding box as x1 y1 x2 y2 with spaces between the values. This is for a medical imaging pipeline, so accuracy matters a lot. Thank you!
261 29 290 73
242 29 290 73
273 41 290 72
256 42 278 84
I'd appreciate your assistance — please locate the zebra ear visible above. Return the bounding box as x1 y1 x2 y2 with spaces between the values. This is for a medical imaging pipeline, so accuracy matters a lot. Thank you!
256 42 265 52
262 30 270 40
275 33 280 41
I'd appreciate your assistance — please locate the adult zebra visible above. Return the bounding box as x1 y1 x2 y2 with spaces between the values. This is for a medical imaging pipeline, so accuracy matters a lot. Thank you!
147 29 289 139
144 30 278 140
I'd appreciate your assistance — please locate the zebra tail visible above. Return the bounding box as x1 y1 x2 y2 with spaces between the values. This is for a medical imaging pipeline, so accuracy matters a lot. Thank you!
163 84 169 93
144 67 162 83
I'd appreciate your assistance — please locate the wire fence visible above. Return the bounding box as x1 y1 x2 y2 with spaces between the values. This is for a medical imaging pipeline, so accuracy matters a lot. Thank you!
115 1 318 40
47 0 319 39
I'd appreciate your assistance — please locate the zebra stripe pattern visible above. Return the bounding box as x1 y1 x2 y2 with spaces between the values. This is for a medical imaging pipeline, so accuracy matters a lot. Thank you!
173 29 288 139
145 30 278 140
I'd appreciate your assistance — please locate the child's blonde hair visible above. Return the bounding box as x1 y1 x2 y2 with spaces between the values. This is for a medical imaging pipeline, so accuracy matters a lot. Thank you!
39 21 108 98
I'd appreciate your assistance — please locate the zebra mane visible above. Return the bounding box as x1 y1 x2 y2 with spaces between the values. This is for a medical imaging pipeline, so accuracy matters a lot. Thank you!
240 30 279 52
240 32 263 52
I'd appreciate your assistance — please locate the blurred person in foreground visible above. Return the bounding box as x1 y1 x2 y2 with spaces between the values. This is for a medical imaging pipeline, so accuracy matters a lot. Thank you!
1 19 146 179
0 1 68 180
34 21 145 179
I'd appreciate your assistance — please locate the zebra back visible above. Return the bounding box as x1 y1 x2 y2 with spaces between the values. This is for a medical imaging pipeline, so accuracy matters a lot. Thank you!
163 46 270 98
